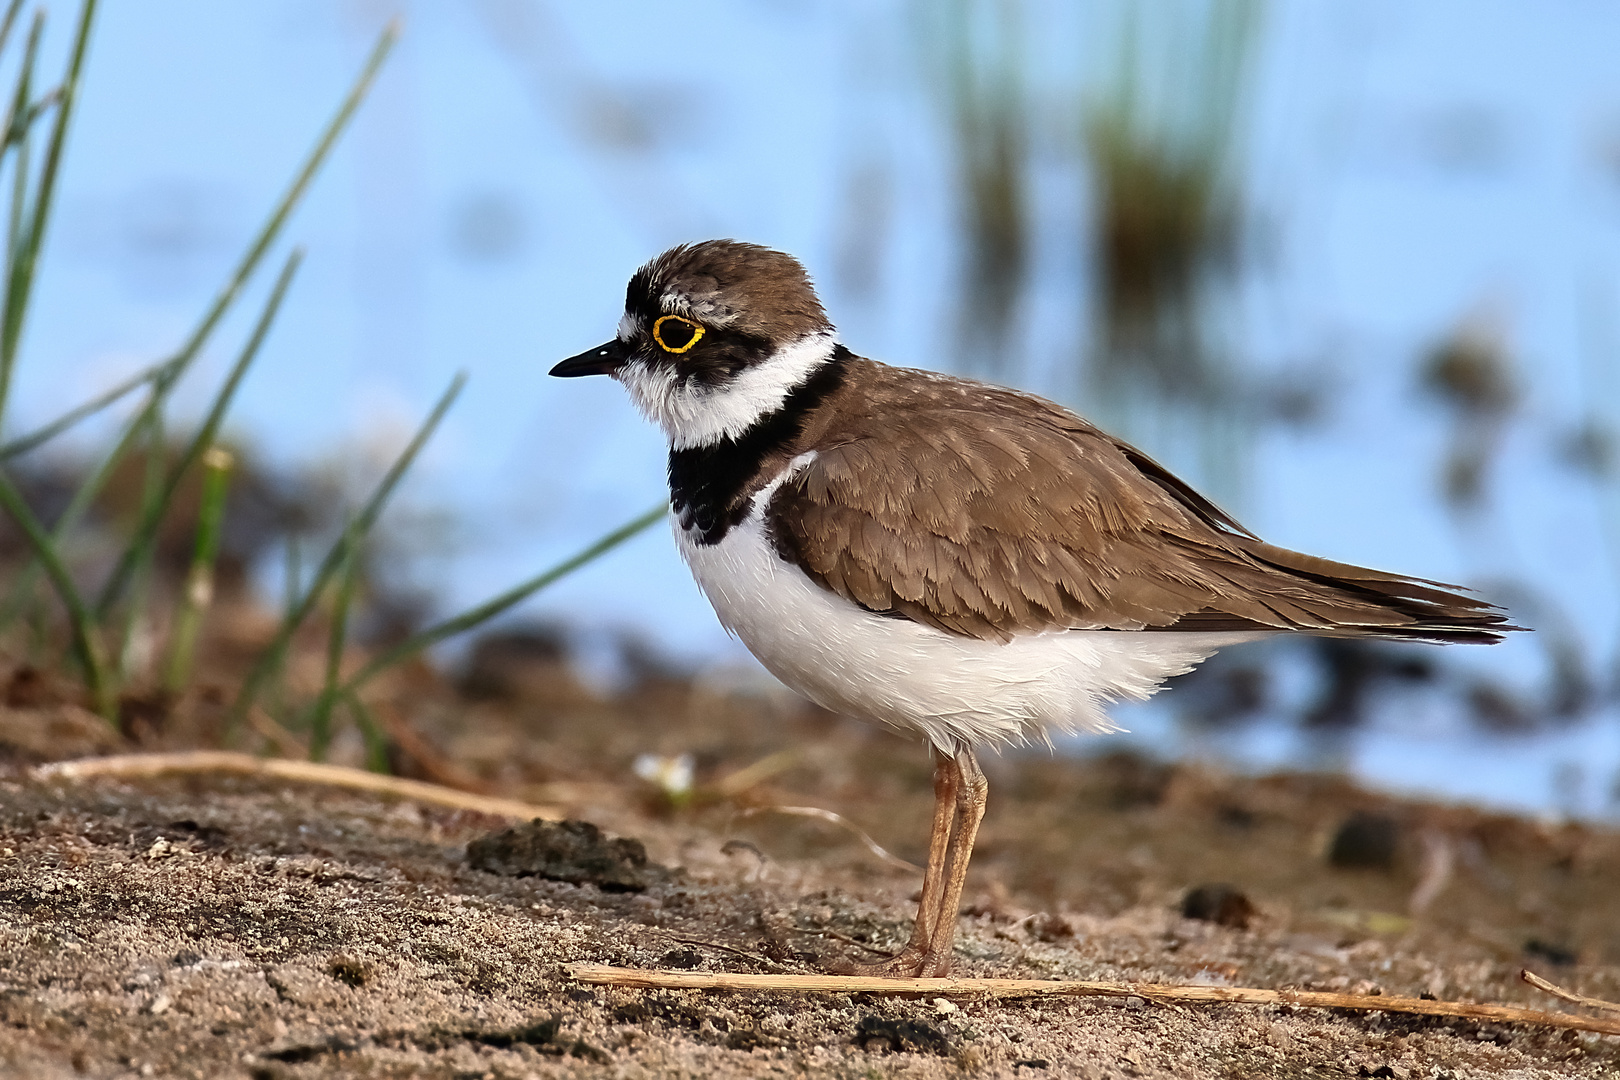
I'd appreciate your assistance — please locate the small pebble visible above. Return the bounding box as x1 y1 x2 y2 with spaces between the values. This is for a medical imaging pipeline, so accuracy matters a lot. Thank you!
1181 883 1256 928
1328 812 1398 870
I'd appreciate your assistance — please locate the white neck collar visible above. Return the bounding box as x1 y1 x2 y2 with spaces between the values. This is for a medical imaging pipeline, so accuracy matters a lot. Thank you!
616 332 838 450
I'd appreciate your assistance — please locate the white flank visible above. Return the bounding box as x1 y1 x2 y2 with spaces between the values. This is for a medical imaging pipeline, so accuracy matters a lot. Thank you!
616 332 837 450
677 460 1263 754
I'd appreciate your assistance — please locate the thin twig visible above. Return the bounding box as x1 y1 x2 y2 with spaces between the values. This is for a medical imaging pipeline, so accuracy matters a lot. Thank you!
737 805 923 873
564 965 1620 1036
1522 969 1620 1015
711 750 798 798
245 707 307 759
31 751 563 822
1408 828 1454 916
374 700 495 795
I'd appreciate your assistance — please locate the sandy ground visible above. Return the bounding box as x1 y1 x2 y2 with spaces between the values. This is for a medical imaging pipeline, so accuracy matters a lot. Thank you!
1 657 1618 1079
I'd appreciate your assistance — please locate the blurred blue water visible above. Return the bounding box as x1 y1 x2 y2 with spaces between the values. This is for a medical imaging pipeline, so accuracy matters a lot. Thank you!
8 1 1620 817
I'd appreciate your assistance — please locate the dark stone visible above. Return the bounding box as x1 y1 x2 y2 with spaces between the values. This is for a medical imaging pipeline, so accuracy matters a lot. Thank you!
326 956 372 987
1015 1062 1052 1071
611 1001 650 1024
568 1039 613 1064
1524 938 1577 966
117 689 176 743
852 1015 952 1056
5 666 52 707
1216 804 1257 829
658 949 702 969
263 1037 358 1063
1096 751 1174 809
466 819 665 892
1328 812 1399 870
167 819 230 850
1180 883 1256 929
466 1016 562 1049
456 627 567 701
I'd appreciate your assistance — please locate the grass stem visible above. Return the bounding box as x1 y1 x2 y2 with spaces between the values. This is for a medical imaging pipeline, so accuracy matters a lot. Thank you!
0 465 111 717
163 446 232 693
0 0 97 425
95 249 302 618
0 357 170 460
339 504 667 697
113 406 167 681
227 372 466 729
307 522 362 760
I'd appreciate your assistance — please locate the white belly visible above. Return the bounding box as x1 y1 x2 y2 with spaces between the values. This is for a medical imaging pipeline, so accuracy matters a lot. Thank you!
674 475 1259 753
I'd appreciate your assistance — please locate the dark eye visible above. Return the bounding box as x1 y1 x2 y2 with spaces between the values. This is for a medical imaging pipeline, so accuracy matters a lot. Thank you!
653 315 704 353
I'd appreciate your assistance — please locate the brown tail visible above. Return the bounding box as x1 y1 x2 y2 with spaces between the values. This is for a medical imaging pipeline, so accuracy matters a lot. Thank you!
1162 539 1523 645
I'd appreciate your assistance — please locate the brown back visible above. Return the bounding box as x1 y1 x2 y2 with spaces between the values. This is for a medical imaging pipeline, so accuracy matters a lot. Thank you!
765 359 1514 644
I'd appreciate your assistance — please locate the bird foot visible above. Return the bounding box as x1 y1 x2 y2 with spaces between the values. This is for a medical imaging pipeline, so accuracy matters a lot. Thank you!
827 948 952 979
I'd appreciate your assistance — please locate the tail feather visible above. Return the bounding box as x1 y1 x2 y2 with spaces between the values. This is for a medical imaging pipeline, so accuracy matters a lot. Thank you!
1159 538 1522 645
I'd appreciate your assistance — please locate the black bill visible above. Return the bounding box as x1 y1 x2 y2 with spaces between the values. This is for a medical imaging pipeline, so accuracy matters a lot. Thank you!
550 339 630 377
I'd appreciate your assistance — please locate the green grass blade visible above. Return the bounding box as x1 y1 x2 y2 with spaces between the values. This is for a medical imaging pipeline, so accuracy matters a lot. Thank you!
0 11 42 151
0 464 111 717
282 534 302 619
0 0 96 424
343 691 391 774
1 13 42 294
139 24 397 417
341 503 667 697
163 445 232 693
0 0 26 59
0 8 39 151
228 371 467 727
112 405 166 681
6 20 397 465
0 356 171 459
307 523 363 760
0 393 152 632
95 249 302 618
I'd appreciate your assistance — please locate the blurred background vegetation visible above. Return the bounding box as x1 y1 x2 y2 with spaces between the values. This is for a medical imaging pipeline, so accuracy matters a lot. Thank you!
0 0 1617 820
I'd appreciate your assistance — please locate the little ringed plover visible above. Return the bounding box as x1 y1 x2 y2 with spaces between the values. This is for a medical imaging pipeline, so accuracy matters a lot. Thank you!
551 239 1516 977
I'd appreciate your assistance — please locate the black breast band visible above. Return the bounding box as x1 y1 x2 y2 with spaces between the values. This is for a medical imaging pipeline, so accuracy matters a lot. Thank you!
668 346 851 546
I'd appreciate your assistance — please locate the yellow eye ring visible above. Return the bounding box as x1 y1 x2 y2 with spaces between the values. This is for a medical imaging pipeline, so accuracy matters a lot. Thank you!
652 315 705 353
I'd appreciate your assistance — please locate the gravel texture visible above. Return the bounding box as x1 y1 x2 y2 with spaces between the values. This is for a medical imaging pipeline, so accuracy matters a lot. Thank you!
0 667 1617 1078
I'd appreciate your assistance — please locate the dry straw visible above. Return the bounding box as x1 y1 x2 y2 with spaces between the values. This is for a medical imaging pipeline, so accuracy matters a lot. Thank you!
567 964 1620 1037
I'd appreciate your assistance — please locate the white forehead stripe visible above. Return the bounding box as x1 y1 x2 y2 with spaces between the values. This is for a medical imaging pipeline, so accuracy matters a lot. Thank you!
658 290 739 329
615 331 837 451
616 312 639 342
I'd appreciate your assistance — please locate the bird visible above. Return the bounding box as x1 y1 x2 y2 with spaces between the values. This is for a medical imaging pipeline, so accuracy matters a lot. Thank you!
551 239 1517 977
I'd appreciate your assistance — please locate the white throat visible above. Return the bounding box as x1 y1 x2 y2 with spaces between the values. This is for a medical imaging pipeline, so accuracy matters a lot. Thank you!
615 332 837 450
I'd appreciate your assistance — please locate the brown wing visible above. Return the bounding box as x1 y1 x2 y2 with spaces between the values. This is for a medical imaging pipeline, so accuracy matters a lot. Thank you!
766 362 1515 644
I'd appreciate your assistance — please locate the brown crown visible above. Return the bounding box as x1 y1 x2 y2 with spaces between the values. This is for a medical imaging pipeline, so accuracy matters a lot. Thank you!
628 240 834 345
